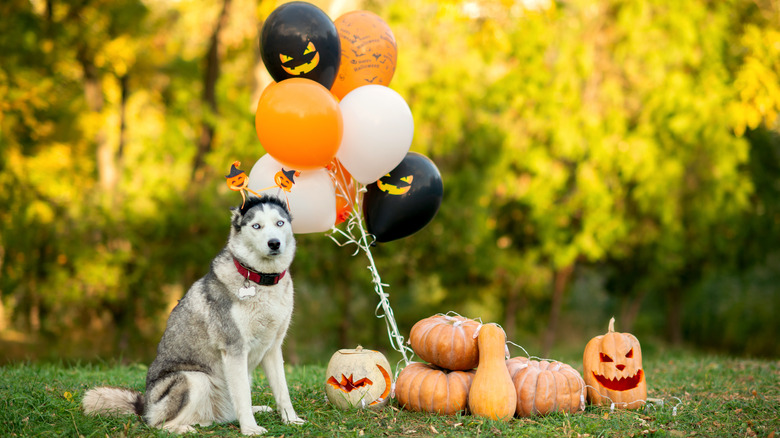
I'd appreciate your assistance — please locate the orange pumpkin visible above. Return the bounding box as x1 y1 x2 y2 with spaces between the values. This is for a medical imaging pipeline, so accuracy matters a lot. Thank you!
394 362 476 415
408 315 480 370
506 356 585 417
583 317 647 409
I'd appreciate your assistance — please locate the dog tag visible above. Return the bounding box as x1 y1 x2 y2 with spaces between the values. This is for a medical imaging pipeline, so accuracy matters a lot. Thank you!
238 284 256 298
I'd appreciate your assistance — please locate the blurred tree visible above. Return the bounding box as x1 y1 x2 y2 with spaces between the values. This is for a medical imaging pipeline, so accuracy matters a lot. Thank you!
192 0 231 182
1 0 778 363
378 0 775 355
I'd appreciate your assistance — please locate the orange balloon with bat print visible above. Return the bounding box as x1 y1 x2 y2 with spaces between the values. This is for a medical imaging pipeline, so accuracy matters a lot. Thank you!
330 11 397 100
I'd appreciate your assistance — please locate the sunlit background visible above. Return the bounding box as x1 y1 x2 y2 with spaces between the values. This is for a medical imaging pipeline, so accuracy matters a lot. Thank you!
1 0 778 365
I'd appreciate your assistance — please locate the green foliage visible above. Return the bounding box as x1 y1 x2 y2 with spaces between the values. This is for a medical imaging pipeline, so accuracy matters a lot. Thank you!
684 253 780 356
1 0 779 364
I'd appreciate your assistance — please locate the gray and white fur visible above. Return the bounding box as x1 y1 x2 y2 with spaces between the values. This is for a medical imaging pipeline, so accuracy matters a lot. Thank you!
83 196 305 435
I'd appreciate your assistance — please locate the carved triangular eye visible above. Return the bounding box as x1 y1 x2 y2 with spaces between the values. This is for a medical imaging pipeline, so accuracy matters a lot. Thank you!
600 352 613 362
625 348 634 358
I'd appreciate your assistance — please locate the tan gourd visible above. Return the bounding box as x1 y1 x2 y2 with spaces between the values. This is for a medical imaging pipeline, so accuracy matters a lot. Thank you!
468 324 517 421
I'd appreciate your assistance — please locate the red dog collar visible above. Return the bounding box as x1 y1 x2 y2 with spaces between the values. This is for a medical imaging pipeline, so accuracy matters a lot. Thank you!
233 258 286 286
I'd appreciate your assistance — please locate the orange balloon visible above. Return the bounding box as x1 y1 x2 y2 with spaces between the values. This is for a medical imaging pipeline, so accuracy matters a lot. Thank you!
328 159 356 225
330 11 397 100
255 78 343 170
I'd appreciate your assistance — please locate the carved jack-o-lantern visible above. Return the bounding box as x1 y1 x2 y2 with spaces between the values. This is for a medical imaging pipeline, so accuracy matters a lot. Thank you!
583 317 647 409
325 346 392 410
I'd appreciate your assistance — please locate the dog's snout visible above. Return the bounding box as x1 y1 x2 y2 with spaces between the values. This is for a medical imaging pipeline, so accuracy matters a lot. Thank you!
268 239 281 251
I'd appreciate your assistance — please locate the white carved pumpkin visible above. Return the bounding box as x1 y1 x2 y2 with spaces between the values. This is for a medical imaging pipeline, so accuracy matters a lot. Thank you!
325 346 392 409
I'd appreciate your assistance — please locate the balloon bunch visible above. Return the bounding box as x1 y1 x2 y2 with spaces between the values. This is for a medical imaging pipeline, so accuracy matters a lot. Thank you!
233 2 444 365
244 1 443 241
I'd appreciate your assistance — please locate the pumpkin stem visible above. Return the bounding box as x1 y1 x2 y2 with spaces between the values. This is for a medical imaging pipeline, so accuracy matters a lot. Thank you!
608 317 615 333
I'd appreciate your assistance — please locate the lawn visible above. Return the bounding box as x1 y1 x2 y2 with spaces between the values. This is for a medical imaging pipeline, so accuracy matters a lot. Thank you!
0 353 777 437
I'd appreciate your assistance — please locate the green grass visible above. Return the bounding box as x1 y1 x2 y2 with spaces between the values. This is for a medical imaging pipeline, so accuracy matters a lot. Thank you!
0 354 777 437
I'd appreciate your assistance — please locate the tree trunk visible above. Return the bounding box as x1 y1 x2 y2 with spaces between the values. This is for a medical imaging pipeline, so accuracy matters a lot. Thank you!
118 74 129 163
338 283 353 348
78 47 117 193
0 245 5 331
252 39 273 112
542 263 575 357
192 0 232 182
501 270 524 345
619 289 647 332
665 287 683 345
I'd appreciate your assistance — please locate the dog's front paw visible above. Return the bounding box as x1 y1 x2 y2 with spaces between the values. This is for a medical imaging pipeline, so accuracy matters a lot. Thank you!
240 424 268 436
280 410 306 425
286 416 306 425
163 423 197 434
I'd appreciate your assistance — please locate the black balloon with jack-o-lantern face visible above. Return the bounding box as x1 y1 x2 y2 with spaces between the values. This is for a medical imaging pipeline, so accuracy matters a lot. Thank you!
260 2 341 89
363 152 443 243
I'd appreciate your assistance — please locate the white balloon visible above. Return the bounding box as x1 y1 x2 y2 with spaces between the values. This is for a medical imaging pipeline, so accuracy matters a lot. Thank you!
247 154 336 234
336 85 414 184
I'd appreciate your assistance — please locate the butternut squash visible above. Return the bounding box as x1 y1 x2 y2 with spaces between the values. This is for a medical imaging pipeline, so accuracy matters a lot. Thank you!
467 324 516 421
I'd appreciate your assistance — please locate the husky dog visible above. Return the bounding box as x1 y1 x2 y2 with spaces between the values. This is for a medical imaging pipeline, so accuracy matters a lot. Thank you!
83 196 305 435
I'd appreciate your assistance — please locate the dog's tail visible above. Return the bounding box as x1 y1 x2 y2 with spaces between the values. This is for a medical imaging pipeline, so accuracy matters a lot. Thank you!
83 387 144 417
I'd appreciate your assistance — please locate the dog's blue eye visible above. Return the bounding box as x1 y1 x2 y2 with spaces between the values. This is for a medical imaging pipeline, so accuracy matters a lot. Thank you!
276 220 284 227
252 223 260 229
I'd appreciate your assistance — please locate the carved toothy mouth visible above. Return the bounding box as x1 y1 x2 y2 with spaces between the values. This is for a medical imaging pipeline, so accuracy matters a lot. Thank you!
593 369 644 391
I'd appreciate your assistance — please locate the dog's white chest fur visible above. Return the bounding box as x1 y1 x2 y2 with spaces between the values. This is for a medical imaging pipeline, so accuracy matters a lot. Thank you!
232 278 294 364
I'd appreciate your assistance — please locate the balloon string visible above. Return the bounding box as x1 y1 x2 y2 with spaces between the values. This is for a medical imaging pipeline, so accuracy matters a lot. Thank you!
328 162 356 215
326 182 415 373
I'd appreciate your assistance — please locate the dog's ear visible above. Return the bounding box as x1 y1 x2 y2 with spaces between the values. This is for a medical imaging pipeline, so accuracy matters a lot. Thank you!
230 206 242 232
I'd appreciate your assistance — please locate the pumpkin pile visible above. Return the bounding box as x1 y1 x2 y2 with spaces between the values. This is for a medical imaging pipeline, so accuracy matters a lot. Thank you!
395 314 586 420
395 315 479 415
